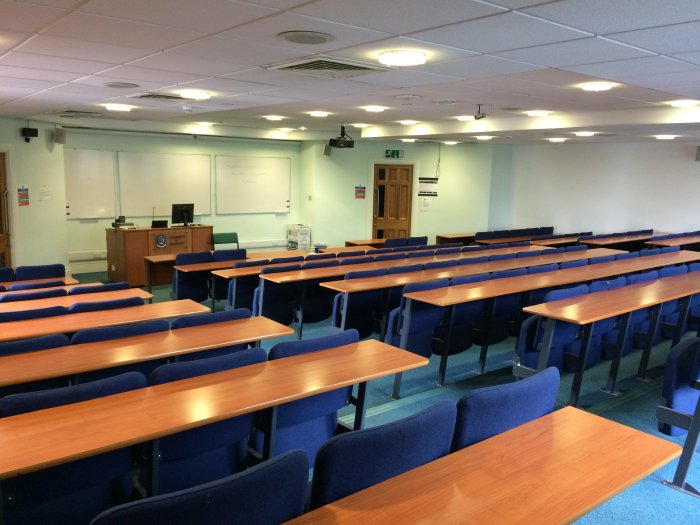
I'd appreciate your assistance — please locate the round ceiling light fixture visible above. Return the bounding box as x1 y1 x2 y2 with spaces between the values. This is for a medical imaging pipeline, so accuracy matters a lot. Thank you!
574 131 596 137
102 103 133 112
548 137 567 143
179 89 211 101
668 99 699 108
655 134 677 140
378 49 426 67
362 105 387 113
579 81 615 92
277 31 334 45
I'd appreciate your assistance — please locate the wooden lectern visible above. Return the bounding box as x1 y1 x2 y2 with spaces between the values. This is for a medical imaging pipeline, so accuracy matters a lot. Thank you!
106 225 213 286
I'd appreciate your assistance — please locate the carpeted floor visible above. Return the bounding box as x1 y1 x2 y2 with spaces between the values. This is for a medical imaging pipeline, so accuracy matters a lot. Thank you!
78 272 700 523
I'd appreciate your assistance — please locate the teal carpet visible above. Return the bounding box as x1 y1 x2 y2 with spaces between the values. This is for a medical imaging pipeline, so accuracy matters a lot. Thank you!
78 272 700 523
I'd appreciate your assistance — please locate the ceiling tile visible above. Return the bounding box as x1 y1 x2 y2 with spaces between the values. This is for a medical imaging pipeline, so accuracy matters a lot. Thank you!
170 36 305 67
0 51 113 74
418 54 542 78
409 12 590 53
0 0 65 32
93 65 203 84
128 52 250 76
16 34 154 63
352 69 462 88
568 56 700 82
0 29 32 53
607 21 700 55
0 64 79 82
177 77 276 96
671 50 700 66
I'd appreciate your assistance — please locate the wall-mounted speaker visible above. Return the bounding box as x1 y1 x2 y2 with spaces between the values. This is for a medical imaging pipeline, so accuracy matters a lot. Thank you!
54 128 67 144
322 144 332 156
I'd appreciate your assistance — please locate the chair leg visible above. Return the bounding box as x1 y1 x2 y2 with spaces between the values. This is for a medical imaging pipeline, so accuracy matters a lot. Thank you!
662 393 700 498
391 373 403 400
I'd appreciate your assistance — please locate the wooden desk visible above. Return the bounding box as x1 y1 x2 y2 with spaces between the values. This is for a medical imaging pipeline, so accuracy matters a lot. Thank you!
0 283 101 297
0 300 209 343
344 239 386 248
0 340 427 481
0 276 79 289
581 233 655 249
477 235 535 245
531 235 580 247
0 288 152 314
517 271 700 405
435 232 476 245
289 407 681 525
0 316 293 387
647 234 700 248
247 249 307 260
395 250 700 392
320 245 375 254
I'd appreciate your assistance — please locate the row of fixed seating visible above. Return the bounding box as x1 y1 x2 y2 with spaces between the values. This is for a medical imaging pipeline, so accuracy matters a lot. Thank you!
578 229 653 241
0 282 130 303
85 365 560 525
474 226 554 241
530 231 592 240
651 230 700 241
0 295 144 323
0 263 66 289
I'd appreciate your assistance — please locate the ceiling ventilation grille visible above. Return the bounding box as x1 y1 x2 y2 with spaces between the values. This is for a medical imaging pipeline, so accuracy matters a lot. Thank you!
268 58 387 78
134 93 185 101
59 110 105 118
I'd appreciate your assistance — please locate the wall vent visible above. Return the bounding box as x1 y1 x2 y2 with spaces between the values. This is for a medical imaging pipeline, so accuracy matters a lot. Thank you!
268 58 387 79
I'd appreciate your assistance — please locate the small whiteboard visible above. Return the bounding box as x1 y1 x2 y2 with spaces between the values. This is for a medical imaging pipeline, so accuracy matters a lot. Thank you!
64 149 117 219
119 152 211 217
216 156 290 214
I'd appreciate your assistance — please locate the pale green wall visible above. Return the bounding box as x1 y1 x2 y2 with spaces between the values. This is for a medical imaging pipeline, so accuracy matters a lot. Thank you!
0 116 497 269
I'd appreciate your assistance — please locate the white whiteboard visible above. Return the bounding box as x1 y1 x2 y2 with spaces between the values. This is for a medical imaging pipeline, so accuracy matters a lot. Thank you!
215 156 290 214
64 149 116 219
118 152 211 217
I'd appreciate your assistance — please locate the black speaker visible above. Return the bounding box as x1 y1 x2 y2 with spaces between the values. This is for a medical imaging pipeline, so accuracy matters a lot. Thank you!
54 128 66 144
322 144 332 156
21 127 38 143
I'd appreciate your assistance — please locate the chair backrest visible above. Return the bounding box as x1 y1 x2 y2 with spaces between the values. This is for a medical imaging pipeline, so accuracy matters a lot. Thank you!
7 279 66 291
367 248 392 255
659 264 688 278
302 259 340 269
565 245 587 252
89 450 309 525
615 252 639 260
374 252 405 261
150 347 266 385
310 401 457 509
212 248 246 262
0 372 147 525
406 236 428 246
0 267 14 281
516 250 541 258
270 256 304 264
173 252 213 302
337 250 365 257
661 245 680 253
212 232 239 248
589 255 615 264
14 263 65 281
339 256 373 265
233 259 269 268
545 283 589 303
386 263 422 274
171 308 251 330
0 333 70 357
67 296 144 314
639 248 661 256
459 255 488 265
485 243 508 249
435 247 460 255
174 251 212 265
488 253 516 261
559 259 588 269
424 260 457 269
383 238 407 248
305 252 336 260
589 276 627 293
452 367 560 450
628 270 658 284
68 282 130 295
0 288 67 302
406 250 435 258
345 269 387 280
0 305 67 322
462 246 485 253
527 263 558 274
658 338 700 436
71 319 170 344
491 268 527 280
450 273 490 286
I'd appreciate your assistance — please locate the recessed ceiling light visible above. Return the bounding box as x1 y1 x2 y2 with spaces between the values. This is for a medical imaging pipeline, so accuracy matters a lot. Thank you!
104 82 140 89
299 126 307 131
362 105 386 113
668 99 699 108
579 81 615 92
308 111 329 117
178 89 211 101
195 121 214 127
455 115 475 122
398 120 418 125
264 115 285 121
277 31 334 45
475 136 493 141
443 141 458 145
352 123 369 128
279 127 296 132
526 110 550 117
573 131 596 137
102 103 132 112
548 137 567 143
401 138 416 143
655 135 677 140
377 49 426 67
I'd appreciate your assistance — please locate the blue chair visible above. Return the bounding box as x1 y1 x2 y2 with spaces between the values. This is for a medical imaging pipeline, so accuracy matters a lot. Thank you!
89 450 308 525
0 288 66 302
462 246 485 253
337 250 365 258
639 248 661 257
489 267 528 337
330 269 387 339
406 250 435 258
589 255 615 264
366 248 392 255
147 348 267 494
0 372 146 525
0 305 67 323
171 308 252 361
257 330 360 461
586 277 628 363
0 266 14 281
451 367 560 450
615 252 639 260
559 259 588 269
67 296 144 313
0 334 71 397
383 238 407 248
251 264 301 326
374 252 405 261
424 259 457 269
270 256 304 264
211 249 247 300
68 282 130 295
171 251 212 303
516 250 541 258
14 263 65 281
225 259 268 311
406 236 428 246
435 247 460 255
526 263 560 305
643 265 689 345
566 245 587 252
661 245 681 253
459 255 488 265
310 401 456 509
295 261 339 327
385 263 424 311
488 253 516 261
518 285 590 371
7 279 66 291
305 252 336 261
339 256 373 265
485 243 508 249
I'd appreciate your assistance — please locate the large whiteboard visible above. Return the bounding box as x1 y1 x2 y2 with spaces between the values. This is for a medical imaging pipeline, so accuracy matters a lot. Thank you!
64 149 116 219
216 156 290 214
118 152 211 217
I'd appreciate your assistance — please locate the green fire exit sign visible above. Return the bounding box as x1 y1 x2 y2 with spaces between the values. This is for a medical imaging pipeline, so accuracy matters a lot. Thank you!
385 149 404 158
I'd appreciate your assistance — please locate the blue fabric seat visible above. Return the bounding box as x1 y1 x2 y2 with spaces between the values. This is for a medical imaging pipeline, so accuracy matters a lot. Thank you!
310 401 456 509
0 334 71 397
171 251 212 303
294 261 339 326
68 282 130 295
225 259 269 311
0 288 66 302
526 263 560 305
210 249 247 300
424 259 457 269
383 238 407 248
451 367 560 450
0 266 14 281
14 263 65 281
67 296 144 313
171 308 252 361
330 269 386 338
7 279 66 291
0 372 146 525
559 259 588 269
406 235 428 246
0 305 67 322
256 330 360 462
305 252 336 261
251 264 301 326
89 450 308 525
657 337 700 436
147 348 266 494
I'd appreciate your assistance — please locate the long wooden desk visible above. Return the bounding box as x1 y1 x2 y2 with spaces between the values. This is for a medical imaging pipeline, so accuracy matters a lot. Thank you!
0 300 209 343
320 245 375 254
516 271 700 405
397 250 700 394
0 340 427 483
0 276 79 290
647 234 700 248
531 235 580 247
581 233 655 250
289 407 681 525
0 316 293 387
0 282 101 297
344 239 386 248
435 232 476 245
0 288 152 314
476 235 535 245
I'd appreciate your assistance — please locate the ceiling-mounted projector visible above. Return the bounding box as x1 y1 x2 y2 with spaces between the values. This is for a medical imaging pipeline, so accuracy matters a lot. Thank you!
329 124 354 148
474 103 487 120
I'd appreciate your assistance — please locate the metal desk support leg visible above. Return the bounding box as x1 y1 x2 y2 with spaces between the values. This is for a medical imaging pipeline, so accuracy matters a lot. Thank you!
477 298 497 374
296 282 307 340
148 438 161 496
262 406 278 461
437 305 456 387
637 304 662 380
392 298 413 399
672 296 692 348
353 381 368 430
662 386 700 498
602 312 631 395
568 324 594 407
536 317 557 371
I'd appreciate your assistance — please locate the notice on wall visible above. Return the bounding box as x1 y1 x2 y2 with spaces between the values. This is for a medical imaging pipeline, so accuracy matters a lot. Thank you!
39 185 53 201
418 177 438 196
17 186 29 206
355 185 366 199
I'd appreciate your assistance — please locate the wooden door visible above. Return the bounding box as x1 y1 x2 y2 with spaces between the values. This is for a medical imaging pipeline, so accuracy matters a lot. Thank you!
0 153 10 267
372 164 413 239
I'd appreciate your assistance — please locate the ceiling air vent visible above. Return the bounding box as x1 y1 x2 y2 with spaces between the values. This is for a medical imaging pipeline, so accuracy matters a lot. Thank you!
134 93 186 101
59 110 105 118
268 58 387 79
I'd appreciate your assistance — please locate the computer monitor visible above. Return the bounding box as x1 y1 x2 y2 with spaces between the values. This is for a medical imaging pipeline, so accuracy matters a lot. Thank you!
171 203 194 226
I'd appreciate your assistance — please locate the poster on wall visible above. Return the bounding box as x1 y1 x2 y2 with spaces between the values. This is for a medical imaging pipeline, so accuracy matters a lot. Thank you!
418 177 438 196
355 185 366 199
17 186 29 206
